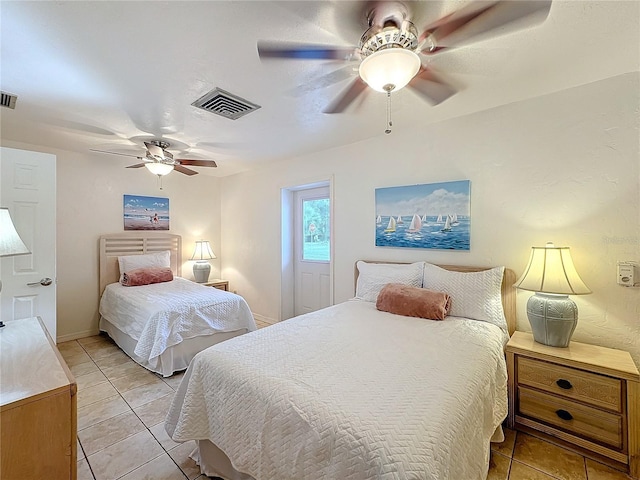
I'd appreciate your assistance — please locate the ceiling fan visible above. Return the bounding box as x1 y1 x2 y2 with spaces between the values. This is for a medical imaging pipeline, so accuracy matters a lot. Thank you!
90 140 217 176
258 0 552 120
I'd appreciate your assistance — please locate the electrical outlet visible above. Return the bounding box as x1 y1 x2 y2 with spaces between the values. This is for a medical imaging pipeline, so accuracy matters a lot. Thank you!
617 261 639 287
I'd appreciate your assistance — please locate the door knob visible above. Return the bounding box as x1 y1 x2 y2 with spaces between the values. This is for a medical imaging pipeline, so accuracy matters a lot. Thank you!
27 277 53 287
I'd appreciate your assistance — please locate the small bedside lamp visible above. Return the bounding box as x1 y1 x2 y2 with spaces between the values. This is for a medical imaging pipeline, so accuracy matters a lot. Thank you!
514 242 591 347
190 240 216 283
0 207 31 327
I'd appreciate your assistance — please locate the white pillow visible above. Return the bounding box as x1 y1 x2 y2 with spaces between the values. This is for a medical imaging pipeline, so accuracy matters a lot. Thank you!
355 261 425 302
422 263 507 332
118 250 171 280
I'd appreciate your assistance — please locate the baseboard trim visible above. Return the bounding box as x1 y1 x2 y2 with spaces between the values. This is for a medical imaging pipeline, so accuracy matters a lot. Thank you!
56 329 100 344
252 313 277 325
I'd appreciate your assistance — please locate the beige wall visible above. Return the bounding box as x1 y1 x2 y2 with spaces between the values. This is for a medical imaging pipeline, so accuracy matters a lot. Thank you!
220 73 640 365
1 140 221 341
2 73 638 365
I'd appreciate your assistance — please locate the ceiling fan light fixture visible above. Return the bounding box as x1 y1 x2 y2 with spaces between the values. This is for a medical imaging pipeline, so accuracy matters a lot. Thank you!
145 162 174 176
358 48 421 93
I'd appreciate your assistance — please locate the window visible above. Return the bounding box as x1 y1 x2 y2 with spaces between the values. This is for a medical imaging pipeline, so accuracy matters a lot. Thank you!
302 197 330 262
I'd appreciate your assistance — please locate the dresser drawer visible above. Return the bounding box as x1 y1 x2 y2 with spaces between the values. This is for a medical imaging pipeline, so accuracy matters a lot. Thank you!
518 356 622 413
518 386 623 449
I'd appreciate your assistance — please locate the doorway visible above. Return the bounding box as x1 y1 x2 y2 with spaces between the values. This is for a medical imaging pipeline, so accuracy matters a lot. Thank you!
0 147 57 338
281 180 333 320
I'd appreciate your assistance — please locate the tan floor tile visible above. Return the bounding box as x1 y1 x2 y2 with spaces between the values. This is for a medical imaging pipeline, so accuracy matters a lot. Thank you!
77 458 95 480
85 343 123 360
70 360 101 377
149 423 182 452
488 451 510 480
78 395 131 430
118 453 187 480
78 411 146 456
510 460 559 479
167 441 200 480
78 334 113 346
513 433 586 480
64 350 94 367
101 360 146 380
78 439 85 460
76 370 109 390
94 349 132 369
111 369 164 394
585 459 632 479
58 340 85 356
121 381 174 409
87 429 164 480
133 393 174 428
492 427 516 457
162 371 186 390
78 381 120 408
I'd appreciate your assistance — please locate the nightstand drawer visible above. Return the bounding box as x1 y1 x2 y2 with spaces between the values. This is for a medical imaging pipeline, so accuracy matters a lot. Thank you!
518 386 623 449
518 356 622 413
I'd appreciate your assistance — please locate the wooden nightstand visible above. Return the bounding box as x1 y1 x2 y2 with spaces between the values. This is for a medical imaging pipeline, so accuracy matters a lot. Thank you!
204 279 229 291
506 331 639 478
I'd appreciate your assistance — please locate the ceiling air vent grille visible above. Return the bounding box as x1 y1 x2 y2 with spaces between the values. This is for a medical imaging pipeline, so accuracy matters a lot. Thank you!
192 88 260 120
1 92 17 109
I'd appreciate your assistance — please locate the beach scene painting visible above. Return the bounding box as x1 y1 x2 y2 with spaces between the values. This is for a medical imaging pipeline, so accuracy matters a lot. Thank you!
123 194 170 231
375 180 470 250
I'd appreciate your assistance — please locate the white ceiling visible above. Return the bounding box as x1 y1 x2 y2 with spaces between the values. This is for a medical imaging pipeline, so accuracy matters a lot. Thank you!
1 1 638 177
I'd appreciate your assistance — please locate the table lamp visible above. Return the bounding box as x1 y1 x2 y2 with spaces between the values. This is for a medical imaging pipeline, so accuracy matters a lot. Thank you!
190 240 216 283
513 242 591 347
0 207 31 327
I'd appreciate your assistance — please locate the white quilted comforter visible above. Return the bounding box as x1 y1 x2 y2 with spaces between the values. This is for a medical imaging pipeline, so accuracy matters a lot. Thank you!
99 277 256 365
166 300 507 480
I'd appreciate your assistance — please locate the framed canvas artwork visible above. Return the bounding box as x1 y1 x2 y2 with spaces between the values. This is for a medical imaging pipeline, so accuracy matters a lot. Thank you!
375 180 470 250
123 194 170 231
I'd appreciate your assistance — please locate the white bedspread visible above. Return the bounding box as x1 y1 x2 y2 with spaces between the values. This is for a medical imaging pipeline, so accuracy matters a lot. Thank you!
99 277 256 365
166 299 508 480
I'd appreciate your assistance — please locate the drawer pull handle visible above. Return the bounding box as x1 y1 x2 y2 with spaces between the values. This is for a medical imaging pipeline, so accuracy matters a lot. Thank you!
555 409 573 421
556 379 573 390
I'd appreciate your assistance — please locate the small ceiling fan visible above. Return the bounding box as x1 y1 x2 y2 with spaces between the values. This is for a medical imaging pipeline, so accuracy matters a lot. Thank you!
258 0 552 118
91 140 217 176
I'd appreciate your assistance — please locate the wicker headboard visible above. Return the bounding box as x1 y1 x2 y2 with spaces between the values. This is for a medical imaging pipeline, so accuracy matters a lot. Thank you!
99 233 182 295
354 262 517 336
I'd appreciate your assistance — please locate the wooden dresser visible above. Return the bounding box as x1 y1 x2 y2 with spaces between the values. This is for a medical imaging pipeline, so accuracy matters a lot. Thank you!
0 317 77 480
506 331 639 479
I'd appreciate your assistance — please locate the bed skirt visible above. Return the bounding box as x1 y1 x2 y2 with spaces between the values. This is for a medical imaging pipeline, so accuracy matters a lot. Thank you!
191 425 505 480
99 316 248 377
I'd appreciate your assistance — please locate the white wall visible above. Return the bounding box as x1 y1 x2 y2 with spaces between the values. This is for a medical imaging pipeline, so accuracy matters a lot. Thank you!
221 73 640 365
1 140 221 341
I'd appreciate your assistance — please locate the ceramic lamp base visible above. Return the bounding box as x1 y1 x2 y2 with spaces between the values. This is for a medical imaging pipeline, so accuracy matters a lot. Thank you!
526 293 578 347
193 261 211 283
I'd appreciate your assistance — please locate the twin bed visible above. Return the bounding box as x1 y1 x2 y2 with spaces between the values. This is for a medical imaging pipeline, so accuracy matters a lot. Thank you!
98 233 256 377
165 260 517 480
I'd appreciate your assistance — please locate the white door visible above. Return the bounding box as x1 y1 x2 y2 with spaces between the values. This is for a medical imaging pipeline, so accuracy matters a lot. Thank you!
294 187 330 316
0 147 57 339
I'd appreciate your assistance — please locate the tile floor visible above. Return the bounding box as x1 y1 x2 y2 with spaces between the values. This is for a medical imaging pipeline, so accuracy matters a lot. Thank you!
59 331 633 480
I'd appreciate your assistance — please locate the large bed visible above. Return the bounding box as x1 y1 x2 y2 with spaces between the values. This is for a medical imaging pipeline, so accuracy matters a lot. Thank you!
98 233 256 377
166 261 516 479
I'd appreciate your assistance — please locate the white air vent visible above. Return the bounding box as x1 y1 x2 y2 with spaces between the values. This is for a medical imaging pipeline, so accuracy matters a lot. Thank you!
192 88 260 120
1 92 17 109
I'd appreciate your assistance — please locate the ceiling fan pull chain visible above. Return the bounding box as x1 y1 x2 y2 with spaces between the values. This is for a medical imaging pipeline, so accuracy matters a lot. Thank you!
158 174 164 190
385 91 392 134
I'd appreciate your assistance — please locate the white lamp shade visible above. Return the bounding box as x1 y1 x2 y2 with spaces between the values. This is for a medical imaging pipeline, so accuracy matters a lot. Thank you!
190 240 216 261
358 48 421 93
514 242 591 295
0 207 30 257
145 162 174 176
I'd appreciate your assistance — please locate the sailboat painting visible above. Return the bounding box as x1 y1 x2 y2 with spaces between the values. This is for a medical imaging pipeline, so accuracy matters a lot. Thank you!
375 180 470 250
